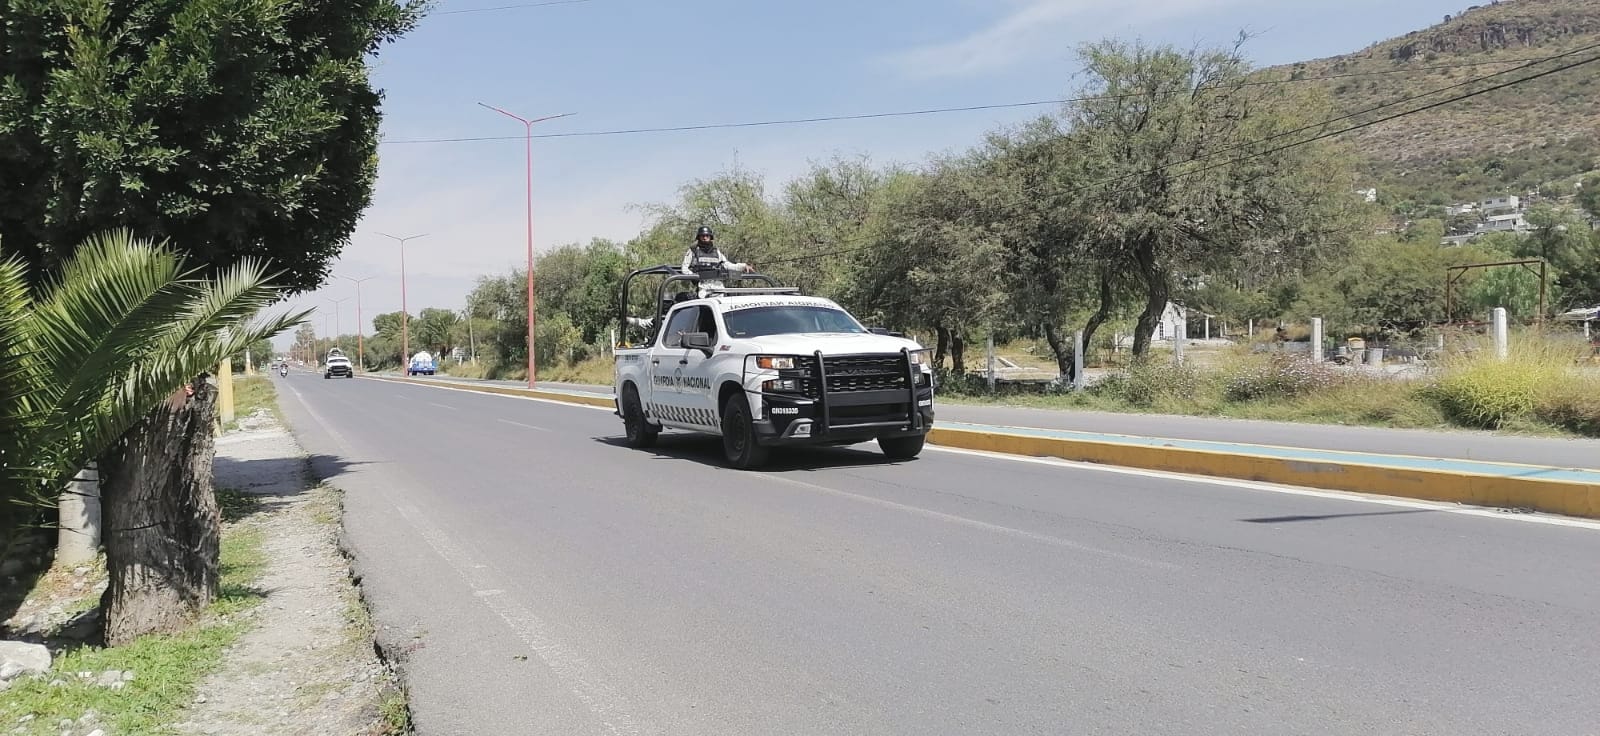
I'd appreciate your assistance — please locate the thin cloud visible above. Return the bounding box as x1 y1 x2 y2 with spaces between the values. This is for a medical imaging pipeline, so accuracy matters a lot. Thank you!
889 0 1256 78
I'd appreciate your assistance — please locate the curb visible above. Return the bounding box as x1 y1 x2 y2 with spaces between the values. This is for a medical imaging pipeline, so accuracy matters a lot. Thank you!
366 375 1600 520
926 426 1598 520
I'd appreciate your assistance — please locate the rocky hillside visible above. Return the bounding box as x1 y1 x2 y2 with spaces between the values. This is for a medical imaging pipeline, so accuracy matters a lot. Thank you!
1271 0 1600 204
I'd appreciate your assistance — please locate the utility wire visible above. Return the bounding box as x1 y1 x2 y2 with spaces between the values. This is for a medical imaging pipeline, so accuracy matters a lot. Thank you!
760 49 1600 266
379 48 1597 145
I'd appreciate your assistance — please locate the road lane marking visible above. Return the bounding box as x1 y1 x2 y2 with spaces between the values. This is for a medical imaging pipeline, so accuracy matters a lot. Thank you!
753 472 1179 570
498 419 551 432
282 377 647 735
393 504 644 736
362 376 614 411
427 402 457 411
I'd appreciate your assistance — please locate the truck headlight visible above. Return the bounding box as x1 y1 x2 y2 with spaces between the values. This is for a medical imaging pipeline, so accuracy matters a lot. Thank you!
755 356 796 370
908 349 933 369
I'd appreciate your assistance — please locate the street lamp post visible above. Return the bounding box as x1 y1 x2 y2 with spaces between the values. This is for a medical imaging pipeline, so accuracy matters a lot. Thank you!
339 275 376 371
324 297 350 355
478 102 574 389
376 233 428 368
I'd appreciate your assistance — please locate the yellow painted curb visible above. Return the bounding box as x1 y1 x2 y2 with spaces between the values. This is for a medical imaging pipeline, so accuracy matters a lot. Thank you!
365 375 1599 520
365 375 616 409
927 427 1598 520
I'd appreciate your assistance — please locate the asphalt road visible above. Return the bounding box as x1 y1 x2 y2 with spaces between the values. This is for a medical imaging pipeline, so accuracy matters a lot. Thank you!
276 372 1600 735
415 375 1600 469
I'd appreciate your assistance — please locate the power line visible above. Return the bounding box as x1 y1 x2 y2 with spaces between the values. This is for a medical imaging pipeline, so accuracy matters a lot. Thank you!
378 52 1590 145
433 0 591 16
1077 40 1600 196
765 49 1600 266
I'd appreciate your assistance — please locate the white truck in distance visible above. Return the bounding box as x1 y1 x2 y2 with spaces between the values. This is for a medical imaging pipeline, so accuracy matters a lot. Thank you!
613 266 935 469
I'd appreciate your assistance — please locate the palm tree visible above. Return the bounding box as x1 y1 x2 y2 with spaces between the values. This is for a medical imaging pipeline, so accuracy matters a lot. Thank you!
0 230 306 643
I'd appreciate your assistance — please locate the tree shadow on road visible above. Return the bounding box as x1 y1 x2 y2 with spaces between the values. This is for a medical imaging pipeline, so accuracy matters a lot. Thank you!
592 434 912 472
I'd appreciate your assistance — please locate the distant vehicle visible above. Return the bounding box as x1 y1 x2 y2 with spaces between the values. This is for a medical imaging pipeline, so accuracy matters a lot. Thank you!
407 351 437 376
324 353 354 379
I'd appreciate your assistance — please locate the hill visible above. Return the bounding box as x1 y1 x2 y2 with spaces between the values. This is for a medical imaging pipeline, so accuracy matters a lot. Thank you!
1269 0 1600 206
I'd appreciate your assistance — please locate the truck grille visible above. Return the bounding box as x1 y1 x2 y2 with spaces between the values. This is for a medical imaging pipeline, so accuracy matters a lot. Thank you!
821 354 909 393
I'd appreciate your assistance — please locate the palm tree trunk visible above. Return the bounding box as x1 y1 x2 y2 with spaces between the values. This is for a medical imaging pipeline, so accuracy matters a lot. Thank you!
98 379 222 646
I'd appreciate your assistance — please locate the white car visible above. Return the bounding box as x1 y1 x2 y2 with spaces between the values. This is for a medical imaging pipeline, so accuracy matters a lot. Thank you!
324 354 354 379
614 267 934 468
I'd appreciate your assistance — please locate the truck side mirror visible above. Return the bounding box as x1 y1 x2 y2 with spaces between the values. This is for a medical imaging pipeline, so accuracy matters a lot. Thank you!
681 331 714 354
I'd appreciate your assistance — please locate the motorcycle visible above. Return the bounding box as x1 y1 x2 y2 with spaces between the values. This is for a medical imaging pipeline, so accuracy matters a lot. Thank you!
278 364 289 378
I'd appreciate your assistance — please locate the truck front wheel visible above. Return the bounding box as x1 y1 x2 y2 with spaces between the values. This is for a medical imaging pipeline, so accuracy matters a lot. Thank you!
621 386 659 449
720 393 769 470
879 434 925 460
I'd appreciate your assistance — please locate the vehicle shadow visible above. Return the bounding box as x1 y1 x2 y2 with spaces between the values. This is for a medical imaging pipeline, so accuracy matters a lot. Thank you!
1241 509 1437 524
592 434 913 472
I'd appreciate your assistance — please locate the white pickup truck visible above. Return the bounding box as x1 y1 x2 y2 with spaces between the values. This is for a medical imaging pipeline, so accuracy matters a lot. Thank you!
613 266 935 469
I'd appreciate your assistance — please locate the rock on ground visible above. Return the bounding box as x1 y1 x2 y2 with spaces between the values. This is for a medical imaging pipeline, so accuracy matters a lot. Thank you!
0 640 51 679
173 421 400 736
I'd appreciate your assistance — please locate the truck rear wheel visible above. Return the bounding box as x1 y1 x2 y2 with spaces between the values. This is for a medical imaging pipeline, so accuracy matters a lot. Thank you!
879 434 925 460
720 393 769 470
621 386 659 449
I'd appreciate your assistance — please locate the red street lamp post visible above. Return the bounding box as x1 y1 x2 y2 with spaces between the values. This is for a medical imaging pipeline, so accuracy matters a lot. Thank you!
477 102 574 389
376 232 428 369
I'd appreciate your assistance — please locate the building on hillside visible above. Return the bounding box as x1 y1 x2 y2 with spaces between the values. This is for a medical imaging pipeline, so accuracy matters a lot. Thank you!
1446 202 1478 216
1479 213 1531 233
1441 233 1479 247
1480 195 1521 215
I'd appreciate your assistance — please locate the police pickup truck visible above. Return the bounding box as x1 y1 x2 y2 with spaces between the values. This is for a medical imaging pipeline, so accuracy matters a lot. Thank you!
613 265 935 469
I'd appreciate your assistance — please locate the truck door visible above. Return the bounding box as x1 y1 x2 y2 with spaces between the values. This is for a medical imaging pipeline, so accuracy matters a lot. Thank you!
677 306 720 426
651 306 702 427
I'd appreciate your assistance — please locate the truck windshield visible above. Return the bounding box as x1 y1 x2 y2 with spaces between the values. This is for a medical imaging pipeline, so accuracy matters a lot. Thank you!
723 306 865 338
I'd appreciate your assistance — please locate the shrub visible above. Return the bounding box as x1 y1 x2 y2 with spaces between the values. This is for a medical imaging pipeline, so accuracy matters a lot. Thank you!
1092 361 1209 408
1535 385 1600 437
1224 354 1344 402
1427 335 1574 428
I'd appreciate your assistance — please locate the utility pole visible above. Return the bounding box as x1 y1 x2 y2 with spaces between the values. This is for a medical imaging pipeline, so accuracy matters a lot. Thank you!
478 102 575 389
377 233 428 367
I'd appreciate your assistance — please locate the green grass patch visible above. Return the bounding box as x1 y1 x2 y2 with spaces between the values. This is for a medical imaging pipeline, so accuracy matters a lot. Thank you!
0 517 269 735
225 376 280 431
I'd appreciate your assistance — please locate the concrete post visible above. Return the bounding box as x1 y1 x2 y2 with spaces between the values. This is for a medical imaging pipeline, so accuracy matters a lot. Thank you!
1072 330 1085 392
1310 318 1324 363
1173 328 1184 365
1248 319 1255 338
1492 307 1509 360
985 335 996 393
244 349 254 376
57 464 101 565
218 359 235 425
1204 315 1211 340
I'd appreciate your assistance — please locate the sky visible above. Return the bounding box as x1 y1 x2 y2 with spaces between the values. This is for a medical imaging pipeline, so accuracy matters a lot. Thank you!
277 0 1472 348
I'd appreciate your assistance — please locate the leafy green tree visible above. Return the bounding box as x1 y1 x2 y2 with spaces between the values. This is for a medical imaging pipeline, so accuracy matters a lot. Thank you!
0 231 303 643
1063 39 1361 356
414 308 459 357
0 0 421 292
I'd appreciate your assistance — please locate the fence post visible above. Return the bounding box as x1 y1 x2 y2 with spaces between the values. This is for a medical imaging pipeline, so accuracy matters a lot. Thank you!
57 464 101 566
1073 330 1085 392
986 334 996 393
1492 307 1509 360
1310 318 1324 363
1173 328 1184 365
